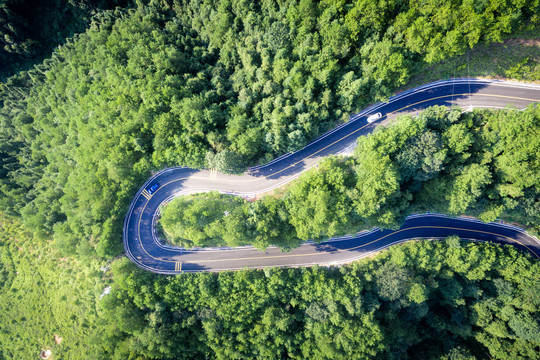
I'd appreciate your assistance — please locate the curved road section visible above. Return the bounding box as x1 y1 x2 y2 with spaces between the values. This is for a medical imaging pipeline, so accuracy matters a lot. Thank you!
124 79 540 274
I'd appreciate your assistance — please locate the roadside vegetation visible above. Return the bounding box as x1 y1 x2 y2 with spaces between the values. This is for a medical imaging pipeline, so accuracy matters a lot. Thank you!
1 0 539 258
107 238 540 359
404 25 540 89
2 214 539 359
160 105 540 249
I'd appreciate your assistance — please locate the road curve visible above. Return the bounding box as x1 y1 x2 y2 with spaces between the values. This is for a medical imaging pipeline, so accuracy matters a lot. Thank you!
123 79 540 274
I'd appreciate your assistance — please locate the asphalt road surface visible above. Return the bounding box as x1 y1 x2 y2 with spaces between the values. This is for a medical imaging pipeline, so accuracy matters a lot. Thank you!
123 79 540 274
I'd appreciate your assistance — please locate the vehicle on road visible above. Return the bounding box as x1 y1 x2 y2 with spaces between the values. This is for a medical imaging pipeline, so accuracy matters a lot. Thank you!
147 183 159 195
367 112 382 123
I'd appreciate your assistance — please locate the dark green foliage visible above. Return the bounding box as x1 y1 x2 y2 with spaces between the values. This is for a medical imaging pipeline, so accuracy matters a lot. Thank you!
0 0 128 79
102 239 540 360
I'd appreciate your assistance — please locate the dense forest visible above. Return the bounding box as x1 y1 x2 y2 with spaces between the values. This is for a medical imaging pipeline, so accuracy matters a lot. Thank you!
0 0 129 78
160 105 540 249
104 239 540 359
1 1 540 359
2 216 539 359
1 0 539 258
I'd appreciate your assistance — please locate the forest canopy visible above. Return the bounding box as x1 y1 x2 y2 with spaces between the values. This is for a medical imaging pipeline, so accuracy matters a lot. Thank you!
97 237 540 359
1 1 539 359
0 0 129 78
1 0 538 258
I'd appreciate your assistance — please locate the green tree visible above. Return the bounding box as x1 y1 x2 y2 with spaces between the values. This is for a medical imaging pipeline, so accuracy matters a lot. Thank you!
448 163 492 214
206 150 246 175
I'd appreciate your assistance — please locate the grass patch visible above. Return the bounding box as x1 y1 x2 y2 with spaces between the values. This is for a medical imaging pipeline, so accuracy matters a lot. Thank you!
0 215 112 359
402 26 540 90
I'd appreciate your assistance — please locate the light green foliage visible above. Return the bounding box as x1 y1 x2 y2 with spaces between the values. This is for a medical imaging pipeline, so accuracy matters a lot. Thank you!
160 192 246 247
392 0 537 63
0 215 111 359
160 191 299 249
405 26 540 90
2 213 539 359
352 152 404 226
374 261 411 301
1 2 540 359
360 37 410 99
443 122 474 156
285 157 356 240
408 283 428 304
488 107 540 191
357 105 540 232
248 196 300 250
160 157 361 249
206 150 246 174
448 163 492 214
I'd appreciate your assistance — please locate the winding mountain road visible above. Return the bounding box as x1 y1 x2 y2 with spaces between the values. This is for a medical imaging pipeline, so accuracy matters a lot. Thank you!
123 79 540 274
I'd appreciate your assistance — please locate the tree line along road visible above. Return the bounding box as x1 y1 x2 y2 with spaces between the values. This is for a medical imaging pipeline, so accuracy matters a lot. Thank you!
123 79 540 274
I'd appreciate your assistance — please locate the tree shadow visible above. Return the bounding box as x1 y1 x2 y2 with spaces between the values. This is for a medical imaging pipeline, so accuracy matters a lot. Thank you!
386 81 490 117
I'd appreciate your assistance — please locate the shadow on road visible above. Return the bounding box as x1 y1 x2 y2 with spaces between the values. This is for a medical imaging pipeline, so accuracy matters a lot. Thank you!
387 82 489 118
